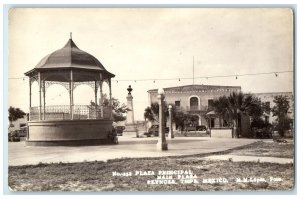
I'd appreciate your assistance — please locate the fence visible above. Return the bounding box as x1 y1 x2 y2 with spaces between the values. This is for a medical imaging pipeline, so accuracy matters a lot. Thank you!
29 105 112 121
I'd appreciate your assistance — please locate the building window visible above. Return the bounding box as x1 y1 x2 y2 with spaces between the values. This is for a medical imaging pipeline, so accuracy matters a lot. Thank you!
19 123 26 128
175 100 180 107
190 97 199 110
208 99 214 109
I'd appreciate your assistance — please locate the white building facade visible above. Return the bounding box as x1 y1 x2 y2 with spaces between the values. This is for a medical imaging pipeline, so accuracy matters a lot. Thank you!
148 85 294 129
148 85 242 128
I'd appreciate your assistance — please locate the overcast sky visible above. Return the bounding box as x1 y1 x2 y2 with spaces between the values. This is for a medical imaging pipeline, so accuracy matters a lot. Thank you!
8 8 293 120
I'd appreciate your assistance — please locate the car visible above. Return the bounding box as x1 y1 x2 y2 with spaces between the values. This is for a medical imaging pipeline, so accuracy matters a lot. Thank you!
253 126 273 138
116 126 125 136
144 125 169 137
144 125 159 137
186 125 206 132
186 126 196 131
196 125 207 131
250 121 273 138
8 131 21 142
196 125 208 133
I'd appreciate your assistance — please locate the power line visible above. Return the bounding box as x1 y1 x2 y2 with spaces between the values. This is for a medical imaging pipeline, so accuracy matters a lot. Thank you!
8 70 293 82
113 70 293 82
8 77 28 80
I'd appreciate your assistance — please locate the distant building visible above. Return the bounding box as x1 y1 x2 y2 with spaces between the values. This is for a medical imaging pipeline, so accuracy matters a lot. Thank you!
9 116 27 132
148 84 242 128
253 92 294 124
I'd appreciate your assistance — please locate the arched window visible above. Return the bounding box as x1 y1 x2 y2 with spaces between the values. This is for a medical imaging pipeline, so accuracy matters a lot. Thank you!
190 97 199 110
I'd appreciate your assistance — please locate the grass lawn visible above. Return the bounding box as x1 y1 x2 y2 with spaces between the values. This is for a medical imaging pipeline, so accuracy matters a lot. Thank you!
8 141 294 192
174 132 210 137
226 140 294 158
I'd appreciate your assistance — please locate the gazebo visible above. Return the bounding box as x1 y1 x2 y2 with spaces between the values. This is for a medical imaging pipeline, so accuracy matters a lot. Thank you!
24 35 116 146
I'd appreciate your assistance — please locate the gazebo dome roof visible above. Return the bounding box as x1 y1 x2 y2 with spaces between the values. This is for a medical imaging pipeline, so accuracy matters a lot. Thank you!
25 38 115 78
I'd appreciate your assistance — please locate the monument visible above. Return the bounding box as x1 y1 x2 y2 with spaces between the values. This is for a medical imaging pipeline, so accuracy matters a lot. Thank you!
124 85 136 132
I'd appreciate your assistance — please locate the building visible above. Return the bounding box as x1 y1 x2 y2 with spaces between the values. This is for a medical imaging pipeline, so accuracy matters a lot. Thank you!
148 84 242 128
253 92 294 124
147 85 294 131
9 116 27 132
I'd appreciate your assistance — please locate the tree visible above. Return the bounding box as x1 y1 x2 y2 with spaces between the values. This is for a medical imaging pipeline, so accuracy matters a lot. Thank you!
271 95 291 137
211 96 229 127
144 103 160 122
211 92 264 138
144 102 198 132
144 102 169 123
91 96 129 122
111 98 130 122
8 106 26 128
173 111 197 131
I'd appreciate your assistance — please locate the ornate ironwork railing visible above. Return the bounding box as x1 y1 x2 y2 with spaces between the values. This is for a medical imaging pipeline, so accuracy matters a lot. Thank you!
185 105 207 112
189 105 199 111
29 105 112 121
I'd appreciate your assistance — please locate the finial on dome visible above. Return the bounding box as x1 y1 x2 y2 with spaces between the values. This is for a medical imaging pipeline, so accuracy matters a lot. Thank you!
70 32 72 39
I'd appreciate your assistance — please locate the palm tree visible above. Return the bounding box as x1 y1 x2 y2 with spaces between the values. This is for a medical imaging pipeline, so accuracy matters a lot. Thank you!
212 92 263 138
227 92 244 138
211 95 229 127
144 103 160 122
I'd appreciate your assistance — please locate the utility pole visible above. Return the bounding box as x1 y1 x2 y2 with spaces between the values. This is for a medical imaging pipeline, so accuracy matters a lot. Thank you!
193 56 195 85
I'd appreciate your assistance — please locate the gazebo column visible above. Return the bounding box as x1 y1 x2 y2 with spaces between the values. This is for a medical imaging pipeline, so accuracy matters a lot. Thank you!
29 78 32 121
43 80 46 120
99 76 104 118
94 81 98 118
38 72 42 121
108 79 113 119
70 70 74 120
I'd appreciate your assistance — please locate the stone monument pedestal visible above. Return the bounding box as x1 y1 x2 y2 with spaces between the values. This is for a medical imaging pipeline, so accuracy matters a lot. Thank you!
124 85 136 132
123 123 136 132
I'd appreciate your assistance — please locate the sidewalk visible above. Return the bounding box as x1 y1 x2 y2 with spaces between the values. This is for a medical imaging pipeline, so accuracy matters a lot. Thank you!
8 136 257 166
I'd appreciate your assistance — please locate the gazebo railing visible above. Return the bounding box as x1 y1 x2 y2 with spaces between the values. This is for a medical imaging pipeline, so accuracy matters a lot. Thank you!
29 105 112 121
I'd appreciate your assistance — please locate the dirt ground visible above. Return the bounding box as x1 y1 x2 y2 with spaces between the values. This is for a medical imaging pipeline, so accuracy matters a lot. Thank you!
8 140 294 192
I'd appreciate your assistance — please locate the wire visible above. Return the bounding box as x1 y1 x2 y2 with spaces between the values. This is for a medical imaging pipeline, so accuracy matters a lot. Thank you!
113 70 293 82
8 70 293 82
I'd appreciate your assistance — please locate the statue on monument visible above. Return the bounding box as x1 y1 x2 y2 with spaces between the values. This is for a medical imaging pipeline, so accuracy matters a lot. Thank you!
127 85 133 95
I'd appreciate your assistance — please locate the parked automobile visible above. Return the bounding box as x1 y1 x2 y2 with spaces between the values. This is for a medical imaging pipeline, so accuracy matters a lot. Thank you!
144 125 169 137
186 125 207 133
196 125 208 133
19 127 27 137
253 126 273 138
116 126 125 136
196 125 207 132
15 128 27 137
251 123 273 139
250 120 273 138
8 131 21 142
144 125 159 137
186 126 196 131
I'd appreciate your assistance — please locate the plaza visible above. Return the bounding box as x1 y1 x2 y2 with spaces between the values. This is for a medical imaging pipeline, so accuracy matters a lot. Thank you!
8 134 258 166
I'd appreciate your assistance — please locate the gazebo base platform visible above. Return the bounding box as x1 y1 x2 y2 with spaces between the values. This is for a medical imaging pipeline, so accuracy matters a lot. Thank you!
26 119 114 146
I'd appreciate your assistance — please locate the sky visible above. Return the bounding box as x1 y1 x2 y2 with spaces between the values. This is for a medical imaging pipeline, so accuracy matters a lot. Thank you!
8 8 294 120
